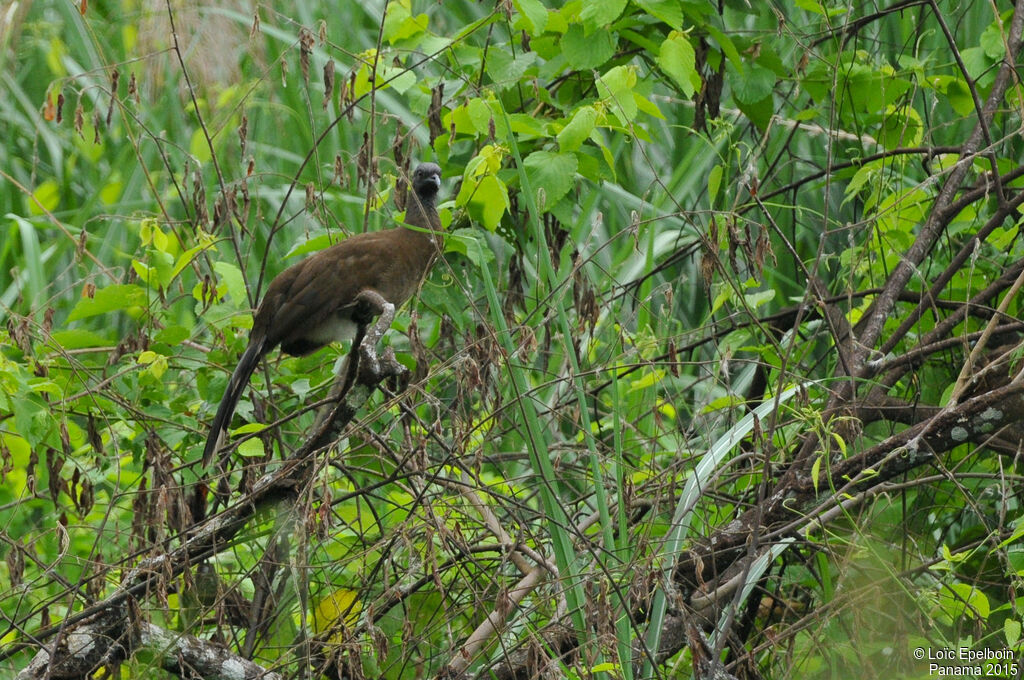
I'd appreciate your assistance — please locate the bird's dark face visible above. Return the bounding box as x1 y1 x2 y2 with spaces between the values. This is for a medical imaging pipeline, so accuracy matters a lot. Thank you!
412 163 442 199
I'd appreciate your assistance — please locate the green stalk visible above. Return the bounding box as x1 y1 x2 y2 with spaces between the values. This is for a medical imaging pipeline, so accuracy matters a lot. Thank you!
498 106 627 670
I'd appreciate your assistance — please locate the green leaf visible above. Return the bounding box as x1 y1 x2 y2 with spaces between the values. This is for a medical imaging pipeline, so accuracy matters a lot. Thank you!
446 229 495 267
189 128 212 164
99 176 123 206
457 168 510 231
557 106 597 151
733 64 775 105
633 0 683 28
382 0 429 44
29 179 60 215
580 0 627 32
879 104 923 148
794 0 847 17
736 94 773 130
563 23 615 70
169 242 215 284
980 12 1011 60
596 64 638 122
67 284 148 321
513 0 548 35
285 233 338 259
49 329 112 349
237 437 265 458
704 24 743 70
1006 618 1021 646
658 31 697 97
213 261 247 307
485 49 536 86
523 150 578 211
590 662 619 673
708 164 723 204
154 325 190 346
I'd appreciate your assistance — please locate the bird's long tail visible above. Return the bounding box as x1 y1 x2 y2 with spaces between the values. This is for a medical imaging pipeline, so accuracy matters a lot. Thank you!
202 337 265 469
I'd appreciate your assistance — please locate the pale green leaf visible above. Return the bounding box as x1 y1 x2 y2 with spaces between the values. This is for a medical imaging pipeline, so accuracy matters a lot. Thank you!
213 261 247 307
67 284 148 321
557 106 597 151
513 0 547 35
29 179 59 215
446 229 495 267
523 150 578 211
580 0 627 32
563 23 615 70
658 31 697 97
189 127 212 163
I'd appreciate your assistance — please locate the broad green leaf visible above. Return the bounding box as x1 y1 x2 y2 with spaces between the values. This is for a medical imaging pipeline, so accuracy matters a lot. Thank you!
744 288 775 309
29 179 59 215
633 92 664 120
563 23 615 70
67 284 148 321
597 64 638 122
237 437 265 458
735 93 773 129
446 229 495 267
379 64 416 94
154 325 190 346
382 0 428 44
213 261 247 307
629 368 665 392
485 49 537 86
469 175 510 230
580 0 627 32
50 329 112 349
169 242 215 284
795 0 847 17
523 150 578 211
879 104 923 148
590 662 619 673
458 151 510 230
1006 618 1022 646
285 233 337 259
99 176 123 206
468 97 496 135
704 24 743 70
138 350 168 379
732 64 775 105
633 0 683 28
557 106 597 151
189 127 212 164
980 12 1011 60
513 0 548 35
658 31 697 97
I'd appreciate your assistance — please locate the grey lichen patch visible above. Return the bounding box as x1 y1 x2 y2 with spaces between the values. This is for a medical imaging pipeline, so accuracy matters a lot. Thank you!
951 426 970 442
980 407 1003 421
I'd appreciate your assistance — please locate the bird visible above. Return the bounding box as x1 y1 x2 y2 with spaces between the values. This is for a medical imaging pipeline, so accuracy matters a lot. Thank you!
201 162 443 469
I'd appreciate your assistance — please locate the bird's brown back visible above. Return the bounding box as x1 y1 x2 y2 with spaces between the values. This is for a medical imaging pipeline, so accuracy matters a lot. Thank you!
255 225 438 354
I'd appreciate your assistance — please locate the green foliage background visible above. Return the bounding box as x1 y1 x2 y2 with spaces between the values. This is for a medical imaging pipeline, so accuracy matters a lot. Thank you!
2 0 1024 678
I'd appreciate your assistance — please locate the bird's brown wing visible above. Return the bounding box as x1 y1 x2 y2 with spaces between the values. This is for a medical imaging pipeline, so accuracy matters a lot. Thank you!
255 231 401 350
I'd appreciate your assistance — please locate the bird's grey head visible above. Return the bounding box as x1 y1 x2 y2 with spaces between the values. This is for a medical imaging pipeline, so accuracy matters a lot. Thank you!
412 163 442 202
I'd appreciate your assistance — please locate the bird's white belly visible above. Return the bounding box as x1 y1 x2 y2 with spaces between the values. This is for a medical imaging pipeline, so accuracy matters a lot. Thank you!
306 314 358 345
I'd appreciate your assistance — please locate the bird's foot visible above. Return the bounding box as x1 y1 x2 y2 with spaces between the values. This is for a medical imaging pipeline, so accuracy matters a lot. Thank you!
357 339 406 386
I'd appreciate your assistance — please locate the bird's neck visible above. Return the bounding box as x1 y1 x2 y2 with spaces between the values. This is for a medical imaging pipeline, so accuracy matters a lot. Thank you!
404 192 442 246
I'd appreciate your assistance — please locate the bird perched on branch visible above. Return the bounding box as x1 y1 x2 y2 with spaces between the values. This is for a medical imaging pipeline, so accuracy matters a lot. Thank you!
202 163 443 469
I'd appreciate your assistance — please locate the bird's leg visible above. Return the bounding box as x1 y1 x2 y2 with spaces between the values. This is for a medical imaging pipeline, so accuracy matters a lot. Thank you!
348 289 393 378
